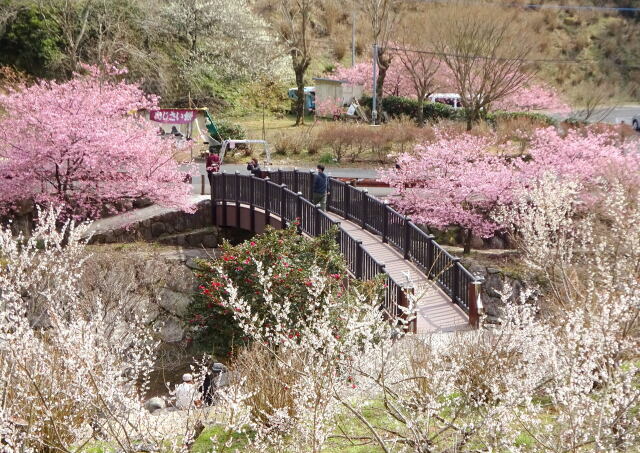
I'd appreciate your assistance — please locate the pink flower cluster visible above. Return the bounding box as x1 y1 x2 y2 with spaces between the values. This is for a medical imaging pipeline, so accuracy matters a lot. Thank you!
380 126 639 239
0 65 194 219
315 98 343 117
329 62 569 112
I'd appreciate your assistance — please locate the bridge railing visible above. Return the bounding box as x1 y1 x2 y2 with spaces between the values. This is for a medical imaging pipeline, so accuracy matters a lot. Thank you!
211 170 482 328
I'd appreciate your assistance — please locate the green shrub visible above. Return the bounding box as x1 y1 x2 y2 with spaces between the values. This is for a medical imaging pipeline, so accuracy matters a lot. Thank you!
214 119 247 140
319 151 335 164
486 110 557 127
359 95 458 122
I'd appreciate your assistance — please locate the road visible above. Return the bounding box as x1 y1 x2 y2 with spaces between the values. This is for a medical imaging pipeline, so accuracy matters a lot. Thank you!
191 163 379 179
553 104 640 125
188 163 394 197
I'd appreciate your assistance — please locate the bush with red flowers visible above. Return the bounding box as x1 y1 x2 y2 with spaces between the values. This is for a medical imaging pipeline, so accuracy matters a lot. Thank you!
190 225 381 356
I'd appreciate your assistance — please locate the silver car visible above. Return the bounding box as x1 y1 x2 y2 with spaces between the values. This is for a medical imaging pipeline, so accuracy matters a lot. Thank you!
633 115 640 131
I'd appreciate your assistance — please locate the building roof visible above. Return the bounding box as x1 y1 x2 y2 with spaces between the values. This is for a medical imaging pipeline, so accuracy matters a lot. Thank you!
312 77 348 84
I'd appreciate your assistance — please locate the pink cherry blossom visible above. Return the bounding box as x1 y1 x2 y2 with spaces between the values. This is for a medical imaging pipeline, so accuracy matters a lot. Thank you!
0 65 194 220
381 126 639 247
379 131 523 240
330 62 568 113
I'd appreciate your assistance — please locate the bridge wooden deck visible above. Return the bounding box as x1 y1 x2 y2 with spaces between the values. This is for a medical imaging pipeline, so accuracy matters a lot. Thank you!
326 212 470 333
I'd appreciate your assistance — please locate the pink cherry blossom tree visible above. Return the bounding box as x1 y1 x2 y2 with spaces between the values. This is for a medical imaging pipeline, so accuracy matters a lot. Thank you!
381 126 639 252
523 126 640 186
0 64 194 220
379 132 522 253
494 82 571 113
331 61 415 98
331 62 569 116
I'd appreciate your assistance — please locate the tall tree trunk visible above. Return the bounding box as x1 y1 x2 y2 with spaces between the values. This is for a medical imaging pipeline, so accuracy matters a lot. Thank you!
375 49 390 123
464 228 473 254
294 65 305 126
417 97 424 126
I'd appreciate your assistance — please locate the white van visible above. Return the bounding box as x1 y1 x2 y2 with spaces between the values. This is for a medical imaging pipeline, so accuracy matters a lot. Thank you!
428 93 462 109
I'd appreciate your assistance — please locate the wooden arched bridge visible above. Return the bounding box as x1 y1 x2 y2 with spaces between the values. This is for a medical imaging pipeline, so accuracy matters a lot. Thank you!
210 170 483 334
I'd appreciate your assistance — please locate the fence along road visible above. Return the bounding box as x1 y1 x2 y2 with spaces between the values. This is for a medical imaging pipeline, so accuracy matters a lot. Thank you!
210 170 483 333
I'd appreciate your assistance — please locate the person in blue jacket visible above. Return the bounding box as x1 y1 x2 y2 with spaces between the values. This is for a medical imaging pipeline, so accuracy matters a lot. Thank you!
312 164 329 211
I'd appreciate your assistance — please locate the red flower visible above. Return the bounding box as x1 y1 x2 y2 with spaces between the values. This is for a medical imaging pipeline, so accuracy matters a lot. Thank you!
250 241 257 246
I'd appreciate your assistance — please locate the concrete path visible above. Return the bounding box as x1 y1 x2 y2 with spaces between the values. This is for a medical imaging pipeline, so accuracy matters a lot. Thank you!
327 212 470 334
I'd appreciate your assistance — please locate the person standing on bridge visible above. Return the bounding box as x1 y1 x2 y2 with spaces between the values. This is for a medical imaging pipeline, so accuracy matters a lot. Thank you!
312 164 329 211
206 146 221 186
246 157 261 177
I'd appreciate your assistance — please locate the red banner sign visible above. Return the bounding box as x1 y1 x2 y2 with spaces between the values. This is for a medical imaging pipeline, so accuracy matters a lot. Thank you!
149 109 198 124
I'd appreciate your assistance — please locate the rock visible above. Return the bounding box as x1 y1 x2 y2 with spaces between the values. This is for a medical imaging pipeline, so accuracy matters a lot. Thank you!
144 397 166 413
201 234 217 248
470 235 485 250
131 295 159 324
158 288 191 316
488 236 505 249
486 267 501 274
185 258 203 270
133 198 153 209
151 222 166 238
159 317 185 343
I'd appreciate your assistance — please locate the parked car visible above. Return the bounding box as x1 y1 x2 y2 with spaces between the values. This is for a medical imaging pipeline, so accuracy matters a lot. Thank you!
633 115 640 131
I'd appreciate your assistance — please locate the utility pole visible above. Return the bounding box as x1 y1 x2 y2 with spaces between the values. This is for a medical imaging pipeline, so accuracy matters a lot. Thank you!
372 43 378 125
351 10 356 67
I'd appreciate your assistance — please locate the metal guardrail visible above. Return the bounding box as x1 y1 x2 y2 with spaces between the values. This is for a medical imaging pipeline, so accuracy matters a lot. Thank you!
210 170 483 329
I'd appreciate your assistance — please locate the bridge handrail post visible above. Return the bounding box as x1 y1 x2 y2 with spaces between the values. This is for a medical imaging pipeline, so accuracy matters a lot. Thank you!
280 184 287 229
211 173 217 226
296 191 303 234
425 234 436 278
451 257 461 305
345 181 352 220
221 172 227 227
293 168 299 193
264 177 271 227
308 170 315 200
314 204 321 236
249 175 256 233
235 171 241 227
382 200 389 243
403 216 411 260
355 240 364 279
361 189 369 229
468 279 483 327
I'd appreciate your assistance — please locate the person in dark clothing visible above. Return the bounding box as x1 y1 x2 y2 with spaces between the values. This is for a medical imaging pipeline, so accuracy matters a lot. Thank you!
246 158 261 177
312 164 329 211
206 148 221 185
200 363 228 406
171 126 183 137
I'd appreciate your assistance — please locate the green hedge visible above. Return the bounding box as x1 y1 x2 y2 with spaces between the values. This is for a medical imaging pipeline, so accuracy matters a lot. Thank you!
485 110 557 127
360 95 557 127
360 95 458 122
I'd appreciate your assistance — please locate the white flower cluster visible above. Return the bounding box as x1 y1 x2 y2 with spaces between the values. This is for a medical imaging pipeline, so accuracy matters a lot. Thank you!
0 208 208 451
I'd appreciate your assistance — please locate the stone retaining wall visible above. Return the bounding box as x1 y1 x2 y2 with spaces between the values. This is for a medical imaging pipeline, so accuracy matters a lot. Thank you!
90 200 218 245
